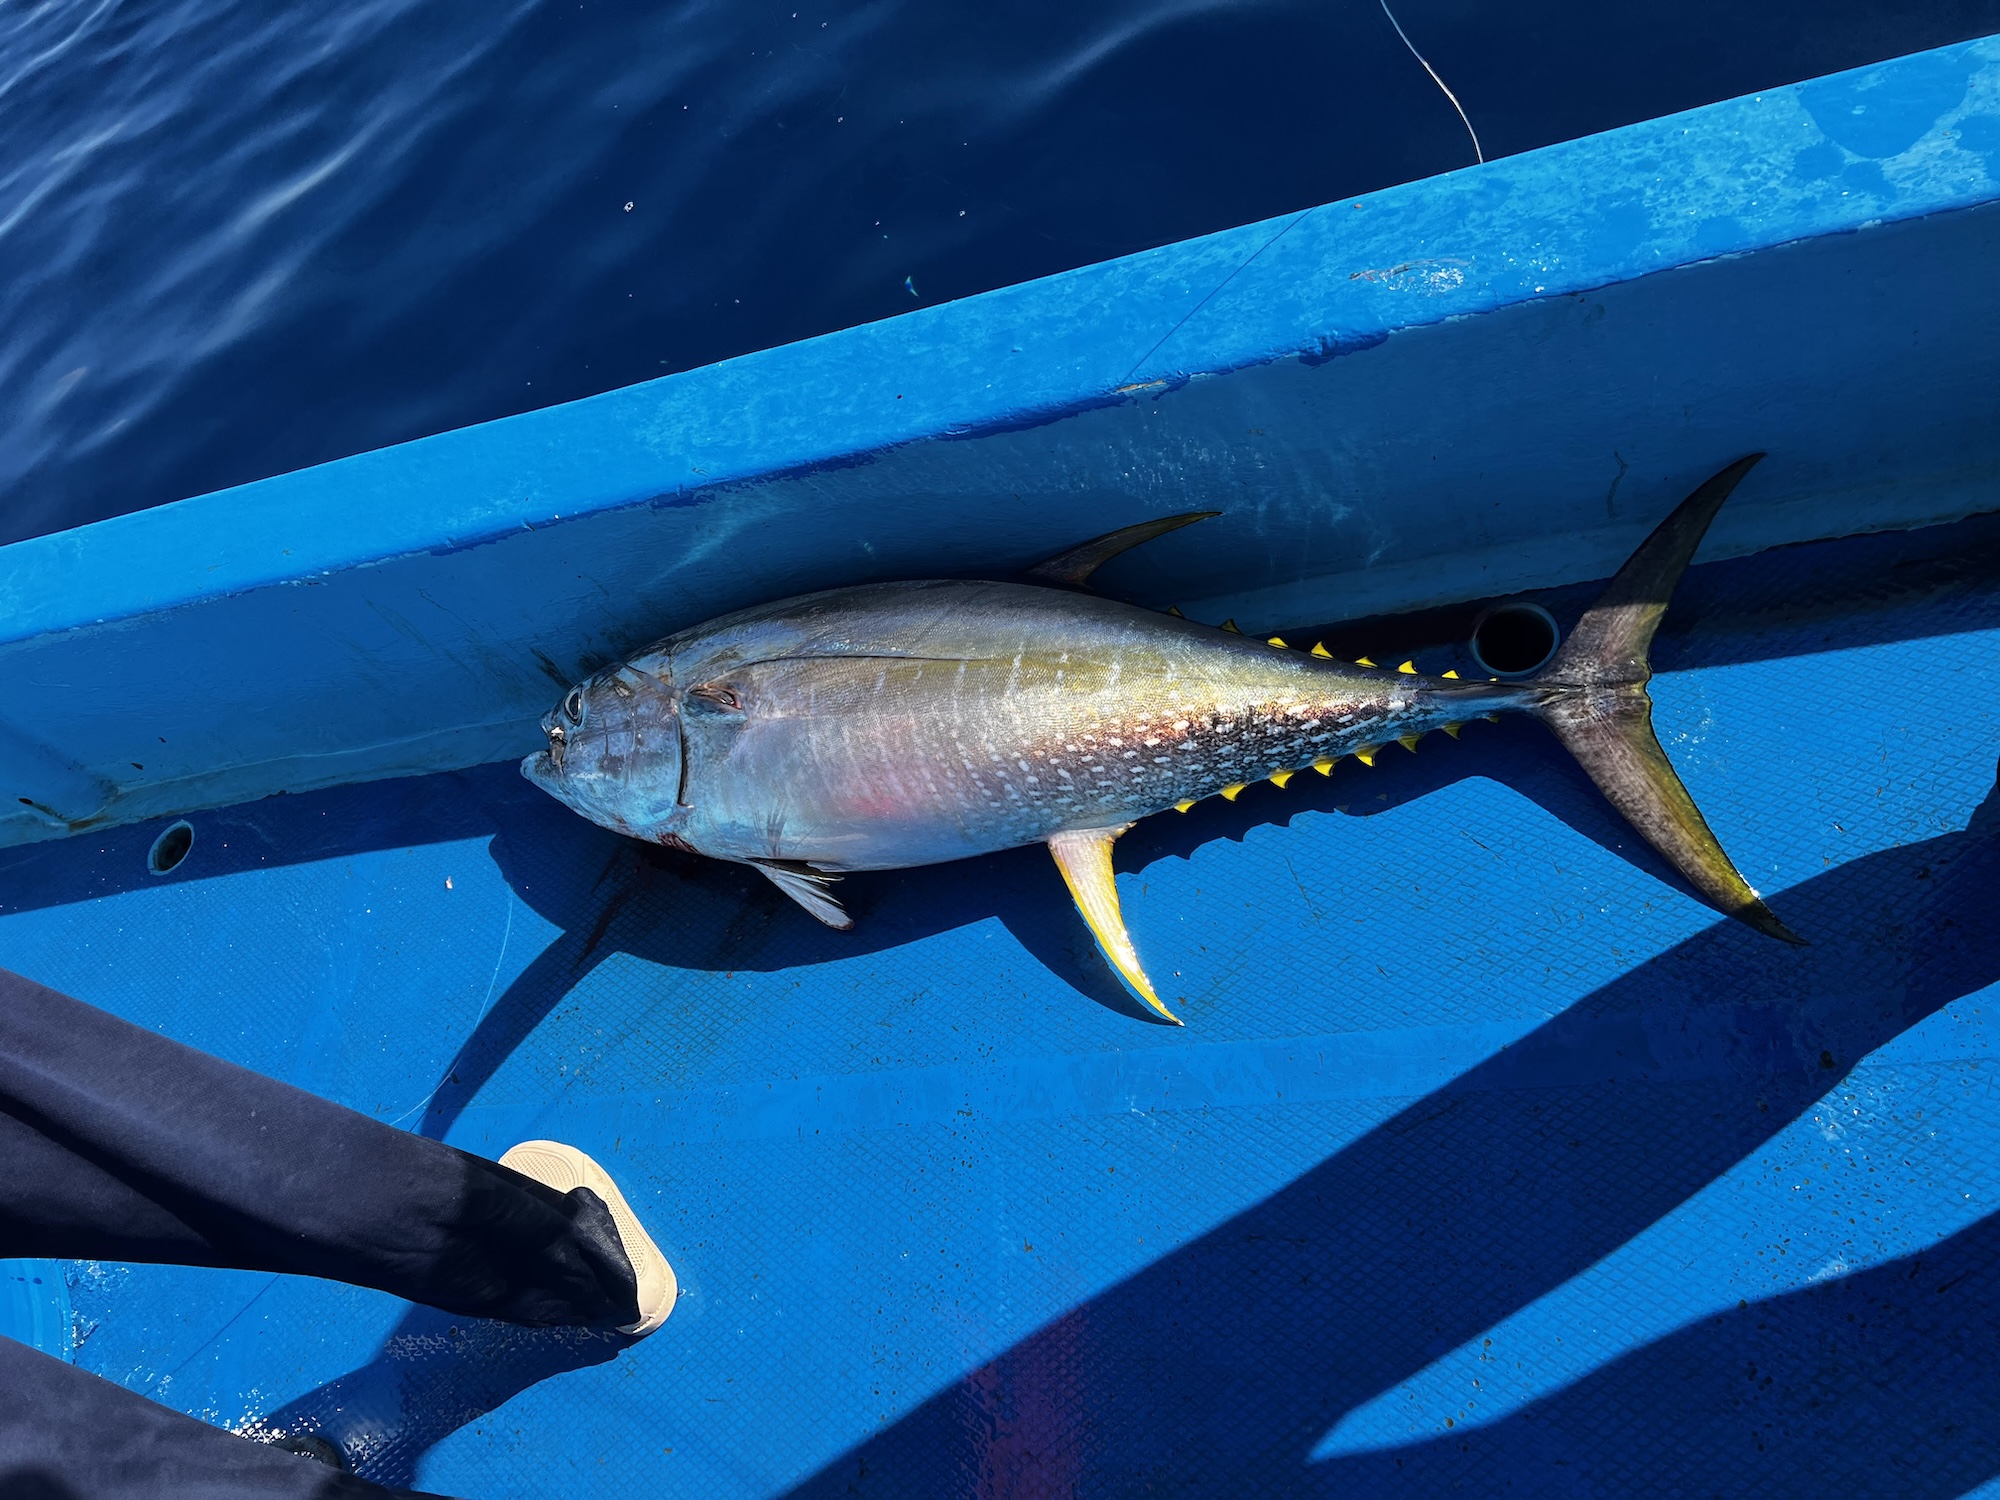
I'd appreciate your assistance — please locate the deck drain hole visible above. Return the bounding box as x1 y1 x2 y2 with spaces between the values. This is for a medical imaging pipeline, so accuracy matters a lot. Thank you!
1470 602 1559 677
148 821 194 876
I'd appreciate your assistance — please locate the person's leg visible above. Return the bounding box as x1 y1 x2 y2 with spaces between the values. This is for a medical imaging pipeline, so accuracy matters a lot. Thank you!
0 967 638 1328
0 1336 451 1499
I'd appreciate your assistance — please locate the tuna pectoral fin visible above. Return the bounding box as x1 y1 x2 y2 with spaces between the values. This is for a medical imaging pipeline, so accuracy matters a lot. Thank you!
752 859 853 931
1533 454 1803 945
1026 511 1219 588
1047 827 1181 1024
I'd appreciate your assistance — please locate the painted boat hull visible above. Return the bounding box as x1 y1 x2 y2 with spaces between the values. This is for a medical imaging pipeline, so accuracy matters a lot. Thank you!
4 37 2000 1499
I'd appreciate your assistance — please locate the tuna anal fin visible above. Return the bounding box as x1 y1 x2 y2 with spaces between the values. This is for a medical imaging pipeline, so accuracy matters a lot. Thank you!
1534 453 1803 945
1025 512 1219 589
752 859 853 931
1046 827 1180 1024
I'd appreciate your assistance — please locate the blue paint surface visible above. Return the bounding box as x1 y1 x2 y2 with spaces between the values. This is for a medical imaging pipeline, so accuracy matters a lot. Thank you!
6 504 2000 1494
0 1260 71 1364
5 33 2000 1499
4 38 2000 848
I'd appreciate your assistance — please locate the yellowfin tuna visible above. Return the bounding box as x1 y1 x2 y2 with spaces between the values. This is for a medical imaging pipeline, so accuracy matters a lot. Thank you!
526 458 1797 1023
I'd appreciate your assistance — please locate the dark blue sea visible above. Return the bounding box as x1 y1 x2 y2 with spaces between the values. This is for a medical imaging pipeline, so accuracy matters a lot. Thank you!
4 0 1996 547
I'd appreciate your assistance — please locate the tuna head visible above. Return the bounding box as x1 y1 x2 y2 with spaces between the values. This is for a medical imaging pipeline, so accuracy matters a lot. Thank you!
520 656 686 842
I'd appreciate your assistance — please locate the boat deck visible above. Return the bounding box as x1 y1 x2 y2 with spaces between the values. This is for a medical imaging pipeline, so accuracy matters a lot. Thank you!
6 512 2000 1496
5 33 2000 1497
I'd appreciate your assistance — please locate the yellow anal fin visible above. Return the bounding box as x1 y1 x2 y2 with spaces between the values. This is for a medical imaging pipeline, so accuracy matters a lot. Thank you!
1047 827 1179 1024
1269 769 1294 788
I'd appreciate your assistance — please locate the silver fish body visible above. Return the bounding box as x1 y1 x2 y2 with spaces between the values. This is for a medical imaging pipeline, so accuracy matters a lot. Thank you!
525 580 1520 874
527 459 1801 1021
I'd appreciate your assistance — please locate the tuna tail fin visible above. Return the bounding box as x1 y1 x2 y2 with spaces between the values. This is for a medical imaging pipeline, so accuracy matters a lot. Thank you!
1530 454 1804 945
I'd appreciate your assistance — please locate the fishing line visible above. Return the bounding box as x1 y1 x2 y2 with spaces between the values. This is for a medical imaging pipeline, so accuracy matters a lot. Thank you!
1377 0 1483 164
385 888 515 1130
1119 208 1314 384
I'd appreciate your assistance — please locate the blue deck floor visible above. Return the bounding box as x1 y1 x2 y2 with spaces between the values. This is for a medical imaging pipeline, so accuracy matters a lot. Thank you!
6 513 2000 1495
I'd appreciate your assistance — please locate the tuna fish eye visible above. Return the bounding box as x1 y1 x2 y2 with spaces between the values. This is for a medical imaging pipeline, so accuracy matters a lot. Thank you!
563 687 584 723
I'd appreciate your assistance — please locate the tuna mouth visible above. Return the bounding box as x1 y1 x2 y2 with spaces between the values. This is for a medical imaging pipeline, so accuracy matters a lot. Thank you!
545 723 567 771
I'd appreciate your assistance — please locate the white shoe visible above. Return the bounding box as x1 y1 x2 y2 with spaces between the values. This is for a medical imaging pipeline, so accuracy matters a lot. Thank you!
499 1139 678 1336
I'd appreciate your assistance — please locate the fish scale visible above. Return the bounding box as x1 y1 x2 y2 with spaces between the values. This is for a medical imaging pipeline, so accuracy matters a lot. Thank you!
526 457 1798 1023
615 587 1518 868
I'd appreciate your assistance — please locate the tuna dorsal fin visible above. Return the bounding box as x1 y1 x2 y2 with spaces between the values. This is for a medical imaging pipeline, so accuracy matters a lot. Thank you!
752 859 853 930
1024 511 1219 588
1046 827 1180 1024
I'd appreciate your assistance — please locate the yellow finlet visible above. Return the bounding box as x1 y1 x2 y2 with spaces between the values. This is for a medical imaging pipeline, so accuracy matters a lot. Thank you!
1355 655 1376 668
1269 769 1294 788
1047 827 1180 1024
1310 642 1332 659
1166 605 1185 618
1312 758 1336 775
1397 660 1416 674
1220 782 1247 801
1442 668 1459 679
1267 636 1288 648
1483 713 1500 722
1399 735 1420 752
1354 745 1378 767
1221 618 1242 634
1443 722 1463 738
1174 798 1196 813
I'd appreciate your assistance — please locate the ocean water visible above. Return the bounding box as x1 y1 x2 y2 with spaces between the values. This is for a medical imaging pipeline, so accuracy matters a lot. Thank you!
2 0 1997 548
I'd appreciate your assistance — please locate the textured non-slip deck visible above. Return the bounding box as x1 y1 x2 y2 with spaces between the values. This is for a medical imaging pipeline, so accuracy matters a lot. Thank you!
5 512 2000 1496
7 32 2000 1498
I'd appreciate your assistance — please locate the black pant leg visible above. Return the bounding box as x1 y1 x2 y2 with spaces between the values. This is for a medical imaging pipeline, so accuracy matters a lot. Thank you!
0 1336 451 1499
0 968 637 1328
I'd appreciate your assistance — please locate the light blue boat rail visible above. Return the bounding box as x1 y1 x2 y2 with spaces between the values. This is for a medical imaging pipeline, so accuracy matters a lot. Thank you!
3 38 1998 846
4 36 2000 1500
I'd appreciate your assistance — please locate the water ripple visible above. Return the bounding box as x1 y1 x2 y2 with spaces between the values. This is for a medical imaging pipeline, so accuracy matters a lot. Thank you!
0 0 1994 545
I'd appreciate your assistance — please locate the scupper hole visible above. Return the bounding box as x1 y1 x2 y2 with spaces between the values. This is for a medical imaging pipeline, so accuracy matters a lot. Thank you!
148 821 194 876
1469 602 1560 677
